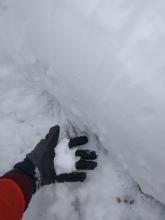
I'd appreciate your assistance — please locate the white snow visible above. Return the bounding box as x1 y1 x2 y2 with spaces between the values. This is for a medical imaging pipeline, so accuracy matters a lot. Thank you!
1 0 165 220
54 138 77 175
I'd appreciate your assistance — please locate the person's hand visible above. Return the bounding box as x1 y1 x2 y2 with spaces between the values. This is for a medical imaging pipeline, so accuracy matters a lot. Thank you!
56 135 97 183
27 126 60 186
26 125 97 189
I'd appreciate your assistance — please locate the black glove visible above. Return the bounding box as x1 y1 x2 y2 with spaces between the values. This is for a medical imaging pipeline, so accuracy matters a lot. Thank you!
56 136 98 183
27 126 60 186
14 125 97 193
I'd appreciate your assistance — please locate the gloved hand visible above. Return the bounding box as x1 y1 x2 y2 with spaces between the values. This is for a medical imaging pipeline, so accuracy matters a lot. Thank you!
27 125 60 187
14 125 97 193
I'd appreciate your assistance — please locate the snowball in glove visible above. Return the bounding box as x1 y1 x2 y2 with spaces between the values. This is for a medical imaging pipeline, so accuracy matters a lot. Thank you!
54 137 98 176
14 125 97 193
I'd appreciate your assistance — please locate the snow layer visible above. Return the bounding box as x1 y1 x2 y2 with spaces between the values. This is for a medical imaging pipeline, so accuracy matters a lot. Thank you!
1 0 165 219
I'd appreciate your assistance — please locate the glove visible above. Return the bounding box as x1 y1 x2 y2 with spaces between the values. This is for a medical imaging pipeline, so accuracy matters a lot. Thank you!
27 125 60 187
14 125 97 193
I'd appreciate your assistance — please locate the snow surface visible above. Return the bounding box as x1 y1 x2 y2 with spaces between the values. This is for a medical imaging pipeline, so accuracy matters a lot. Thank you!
54 138 77 175
1 0 165 219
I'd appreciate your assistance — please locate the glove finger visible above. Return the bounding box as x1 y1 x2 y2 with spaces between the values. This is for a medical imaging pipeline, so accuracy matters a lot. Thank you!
76 160 97 170
56 172 86 182
69 136 88 148
46 125 60 150
75 150 97 160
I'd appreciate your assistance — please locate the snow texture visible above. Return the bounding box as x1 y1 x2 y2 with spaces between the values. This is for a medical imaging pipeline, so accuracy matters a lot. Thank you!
54 138 77 175
0 0 165 219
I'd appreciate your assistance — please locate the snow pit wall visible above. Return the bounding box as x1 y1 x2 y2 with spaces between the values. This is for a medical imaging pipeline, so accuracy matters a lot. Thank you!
1 0 165 203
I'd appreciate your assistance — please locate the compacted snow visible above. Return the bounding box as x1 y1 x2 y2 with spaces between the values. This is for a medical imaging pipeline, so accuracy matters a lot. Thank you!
54 138 77 175
1 0 165 219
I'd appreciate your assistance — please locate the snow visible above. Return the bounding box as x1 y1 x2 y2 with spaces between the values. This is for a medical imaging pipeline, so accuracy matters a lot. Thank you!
54 138 77 175
1 0 165 219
